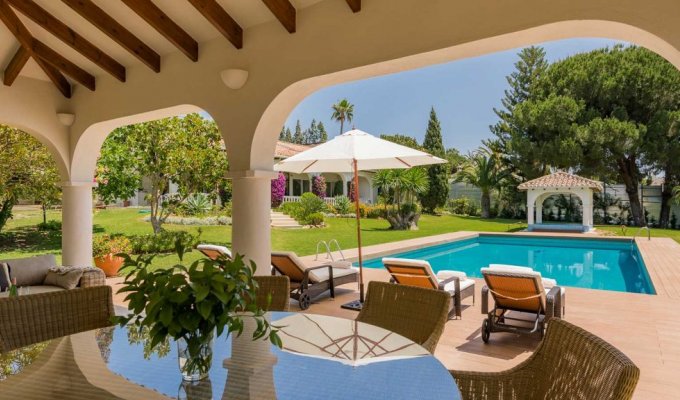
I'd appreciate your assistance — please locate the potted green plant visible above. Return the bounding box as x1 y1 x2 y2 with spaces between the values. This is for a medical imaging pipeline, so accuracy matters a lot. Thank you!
114 242 281 382
93 234 132 277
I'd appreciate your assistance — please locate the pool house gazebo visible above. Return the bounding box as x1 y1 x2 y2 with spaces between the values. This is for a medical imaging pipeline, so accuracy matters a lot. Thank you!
519 172 603 233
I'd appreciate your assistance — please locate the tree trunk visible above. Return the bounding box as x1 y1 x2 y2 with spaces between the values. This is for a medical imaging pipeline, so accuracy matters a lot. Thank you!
0 197 15 233
617 156 646 226
659 164 677 228
42 204 47 225
481 190 491 219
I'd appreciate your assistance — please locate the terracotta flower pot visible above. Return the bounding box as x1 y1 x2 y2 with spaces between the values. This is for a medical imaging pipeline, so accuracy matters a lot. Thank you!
94 253 125 277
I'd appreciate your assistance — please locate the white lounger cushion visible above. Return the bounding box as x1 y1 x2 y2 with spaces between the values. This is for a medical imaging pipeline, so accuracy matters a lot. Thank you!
436 270 467 280
383 258 471 293
197 244 232 258
441 277 475 295
486 264 564 293
329 260 353 269
307 265 357 283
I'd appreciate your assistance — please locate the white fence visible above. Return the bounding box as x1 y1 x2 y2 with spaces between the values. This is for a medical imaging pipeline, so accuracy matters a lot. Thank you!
283 196 338 206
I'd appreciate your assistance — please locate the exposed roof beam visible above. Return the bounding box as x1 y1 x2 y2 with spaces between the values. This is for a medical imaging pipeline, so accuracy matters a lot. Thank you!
345 0 361 13
3 45 29 86
0 0 93 92
34 56 71 98
187 0 242 49
121 0 198 62
261 0 295 33
61 0 160 73
8 0 125 82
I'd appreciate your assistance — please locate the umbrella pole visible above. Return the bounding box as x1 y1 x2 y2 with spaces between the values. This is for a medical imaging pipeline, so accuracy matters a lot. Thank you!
353 159 365 303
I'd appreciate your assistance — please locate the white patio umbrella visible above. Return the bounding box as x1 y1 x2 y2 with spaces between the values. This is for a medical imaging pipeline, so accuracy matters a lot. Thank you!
274 129 446 309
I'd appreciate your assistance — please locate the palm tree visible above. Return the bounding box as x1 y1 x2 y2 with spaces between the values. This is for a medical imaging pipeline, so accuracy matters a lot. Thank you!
455 148 509 218
331 99 354 134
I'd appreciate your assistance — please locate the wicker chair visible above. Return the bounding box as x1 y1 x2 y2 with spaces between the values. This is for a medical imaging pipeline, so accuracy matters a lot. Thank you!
356 281 450 354
253 275 290 312
451 318 640 400
0 286 115 352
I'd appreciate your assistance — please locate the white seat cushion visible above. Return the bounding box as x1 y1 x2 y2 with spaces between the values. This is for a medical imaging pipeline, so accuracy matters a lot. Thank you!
307 266 357 283
197 244 232 258
489 264 534 273
442 278 475 295
329 260 352 269
436 270 467 280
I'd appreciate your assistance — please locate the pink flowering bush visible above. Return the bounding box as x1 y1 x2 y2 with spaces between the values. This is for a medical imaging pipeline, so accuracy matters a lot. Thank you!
312 175 327 198
271 172 286 208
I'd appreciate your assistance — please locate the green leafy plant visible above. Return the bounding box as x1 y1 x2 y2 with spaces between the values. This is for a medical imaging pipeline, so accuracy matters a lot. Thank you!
93 234 132 258
333 195 351 215
304 212 325 227
115 244 281 379
129 230 201 254
182 193 213 216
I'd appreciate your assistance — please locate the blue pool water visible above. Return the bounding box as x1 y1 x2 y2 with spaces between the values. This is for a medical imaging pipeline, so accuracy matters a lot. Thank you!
361 235 655 294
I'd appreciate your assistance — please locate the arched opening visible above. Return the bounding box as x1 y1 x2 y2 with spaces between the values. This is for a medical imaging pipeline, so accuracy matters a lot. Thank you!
538 193 584 225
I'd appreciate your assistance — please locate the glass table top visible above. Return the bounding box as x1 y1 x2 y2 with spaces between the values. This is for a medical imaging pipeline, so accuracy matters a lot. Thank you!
0 312 461 399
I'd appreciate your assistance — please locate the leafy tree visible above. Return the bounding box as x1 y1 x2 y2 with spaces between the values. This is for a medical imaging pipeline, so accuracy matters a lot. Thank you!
306 119 319 144
373 168 429 229
644 111 680 227
96 114 228 233
317 122 328 143
445 148 465 174
0 126 61 232
283 127 293 142
379 134 422 150
455 148 509 218
293 120 304 144
419 108 449 213
331 99 354 134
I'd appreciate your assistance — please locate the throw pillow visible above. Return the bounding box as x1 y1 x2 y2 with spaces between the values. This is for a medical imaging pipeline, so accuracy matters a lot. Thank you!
43 267 84 290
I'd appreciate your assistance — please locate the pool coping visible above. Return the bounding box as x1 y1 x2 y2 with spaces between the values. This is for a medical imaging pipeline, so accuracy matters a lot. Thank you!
313 230 679 298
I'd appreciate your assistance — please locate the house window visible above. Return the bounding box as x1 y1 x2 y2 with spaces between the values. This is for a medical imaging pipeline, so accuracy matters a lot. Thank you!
292 179 310 196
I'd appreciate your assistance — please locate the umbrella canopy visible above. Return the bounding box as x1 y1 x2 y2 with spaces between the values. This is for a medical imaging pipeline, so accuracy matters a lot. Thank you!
274 129 446 173
274 314 428 367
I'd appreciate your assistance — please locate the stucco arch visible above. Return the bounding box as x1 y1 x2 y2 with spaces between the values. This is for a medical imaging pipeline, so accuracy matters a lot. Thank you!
251 19 680 171
69 104 207 182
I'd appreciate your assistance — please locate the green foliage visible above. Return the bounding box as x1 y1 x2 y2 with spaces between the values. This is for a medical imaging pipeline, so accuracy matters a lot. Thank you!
37 220 61 231
181 193 213 216
445 148 465 174
448 198 476 216
0 342 49 380
331 99 354 134
420 108 449 213
379 134 422 150
455 148 509 218
96 113 228 233
333 195 351 215
93 234 132 258
373 168 428 229
280 120 328 144
128 230 201 255
0 126 61 233
304 212 325 226
115 248 281 378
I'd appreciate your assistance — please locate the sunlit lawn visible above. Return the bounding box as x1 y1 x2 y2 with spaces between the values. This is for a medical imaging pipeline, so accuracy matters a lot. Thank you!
2 207 680 269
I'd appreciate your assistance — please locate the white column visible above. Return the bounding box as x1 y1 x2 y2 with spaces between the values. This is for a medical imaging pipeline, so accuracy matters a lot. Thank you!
527 205 535 226
341 175 348 196
230 170 276 276
61 182 95 267
536 200 543 224
287 173 293 196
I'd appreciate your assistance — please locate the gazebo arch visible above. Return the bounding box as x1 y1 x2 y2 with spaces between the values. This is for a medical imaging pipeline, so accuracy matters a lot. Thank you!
519 172 603 232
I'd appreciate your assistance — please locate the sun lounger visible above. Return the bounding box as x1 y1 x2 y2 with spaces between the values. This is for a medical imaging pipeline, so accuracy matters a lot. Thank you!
197 244 232 260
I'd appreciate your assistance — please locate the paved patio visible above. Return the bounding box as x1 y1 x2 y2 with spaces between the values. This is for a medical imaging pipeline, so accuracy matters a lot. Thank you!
110 231 680 399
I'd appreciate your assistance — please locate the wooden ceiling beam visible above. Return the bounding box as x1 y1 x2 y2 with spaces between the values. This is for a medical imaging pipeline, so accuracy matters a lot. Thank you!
121 0 198 62
0 0 93 92
61 0 160 73
34 56 71 98
8 0 125 82
187 0 242 49
345 0 361 13
3 45 29 86
261 0 295 33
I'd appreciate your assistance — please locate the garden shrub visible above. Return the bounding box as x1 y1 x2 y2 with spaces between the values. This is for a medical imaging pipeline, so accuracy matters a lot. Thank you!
182 193 213 216
334 195 351 215
299 192 327 217
129 230 201 254
304 212 325 227
271 173 286 208
448 198 471 215
37 220 61 231
281 202 302 218
312 175 326 198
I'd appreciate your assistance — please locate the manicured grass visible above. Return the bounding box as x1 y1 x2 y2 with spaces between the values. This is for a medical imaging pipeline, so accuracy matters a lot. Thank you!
3 207 680 270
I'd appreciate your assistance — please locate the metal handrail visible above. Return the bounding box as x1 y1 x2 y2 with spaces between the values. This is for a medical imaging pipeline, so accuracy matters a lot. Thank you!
315 240 332 261
328 239 346 261
631 226 651 250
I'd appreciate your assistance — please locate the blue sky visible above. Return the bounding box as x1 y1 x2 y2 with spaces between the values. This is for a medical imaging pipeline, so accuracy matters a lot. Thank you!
284 38 628 153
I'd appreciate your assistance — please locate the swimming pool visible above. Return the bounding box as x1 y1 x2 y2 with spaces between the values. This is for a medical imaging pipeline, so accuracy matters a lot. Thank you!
360 235 655 294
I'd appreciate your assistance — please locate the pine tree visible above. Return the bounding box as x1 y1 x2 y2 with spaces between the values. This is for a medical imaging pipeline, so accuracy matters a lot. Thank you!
419 107 449 213
279 126 286 141
307 119 319 144
293 120 303 144
284 127 293 142
318 122 328 143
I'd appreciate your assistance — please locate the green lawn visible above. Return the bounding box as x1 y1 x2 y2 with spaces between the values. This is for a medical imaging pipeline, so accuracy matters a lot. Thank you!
2 207 679 269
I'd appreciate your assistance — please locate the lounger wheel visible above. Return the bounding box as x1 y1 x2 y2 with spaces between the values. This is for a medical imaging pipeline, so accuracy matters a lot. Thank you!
481 319 491 343
298 293 311 310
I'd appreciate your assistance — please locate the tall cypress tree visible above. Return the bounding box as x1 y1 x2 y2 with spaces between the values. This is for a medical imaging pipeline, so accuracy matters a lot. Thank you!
419 107 449 213
293 120 303 144
284 127 293 142
318 122 328 143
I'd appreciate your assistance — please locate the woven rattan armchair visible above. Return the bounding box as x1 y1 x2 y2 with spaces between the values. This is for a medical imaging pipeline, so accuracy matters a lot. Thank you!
356 281 450 354
253 275 290 312
451 318 640 400
0 286 115 352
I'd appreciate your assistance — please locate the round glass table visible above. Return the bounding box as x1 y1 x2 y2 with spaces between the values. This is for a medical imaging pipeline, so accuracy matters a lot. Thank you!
0 312 461 399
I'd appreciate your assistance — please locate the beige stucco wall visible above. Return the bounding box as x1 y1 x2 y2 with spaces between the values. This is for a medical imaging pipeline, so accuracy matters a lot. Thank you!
2 0 680 182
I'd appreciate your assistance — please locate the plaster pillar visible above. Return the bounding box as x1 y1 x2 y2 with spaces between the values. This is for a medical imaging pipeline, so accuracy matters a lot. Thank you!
527 205 535 226
230 170 276 276
342 175 348 197
287 173 293 196
61 182 95 267
536 200 543 224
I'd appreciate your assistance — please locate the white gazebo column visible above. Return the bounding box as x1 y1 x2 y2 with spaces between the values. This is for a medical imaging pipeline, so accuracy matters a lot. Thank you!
535 198 543 224
230 170 277 276
61 182 95 267
582 190 594 230
526 189 538 227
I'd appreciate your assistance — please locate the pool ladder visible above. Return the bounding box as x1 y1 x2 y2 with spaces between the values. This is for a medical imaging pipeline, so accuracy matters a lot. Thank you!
630 226 650 250
315 239 346 262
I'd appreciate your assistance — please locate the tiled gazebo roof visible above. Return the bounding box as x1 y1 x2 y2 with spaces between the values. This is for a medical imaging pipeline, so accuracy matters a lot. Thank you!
518 172 603 192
